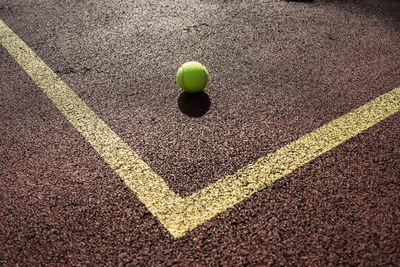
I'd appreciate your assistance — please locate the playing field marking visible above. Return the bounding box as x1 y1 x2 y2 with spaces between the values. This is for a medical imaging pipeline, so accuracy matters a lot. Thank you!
1 19 400 237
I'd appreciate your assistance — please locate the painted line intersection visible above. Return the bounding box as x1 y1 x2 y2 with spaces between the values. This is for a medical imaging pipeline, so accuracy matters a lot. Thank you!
1 19 399 237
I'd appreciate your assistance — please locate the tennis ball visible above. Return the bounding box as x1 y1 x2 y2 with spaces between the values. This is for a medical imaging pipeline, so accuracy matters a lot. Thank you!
176 61 209 93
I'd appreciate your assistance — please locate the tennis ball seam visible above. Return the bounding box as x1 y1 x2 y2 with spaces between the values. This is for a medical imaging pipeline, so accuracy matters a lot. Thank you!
202 65 207 86
181 66 186 91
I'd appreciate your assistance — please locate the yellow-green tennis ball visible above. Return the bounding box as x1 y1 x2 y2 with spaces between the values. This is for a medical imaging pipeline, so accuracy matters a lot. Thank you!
176 61 209 93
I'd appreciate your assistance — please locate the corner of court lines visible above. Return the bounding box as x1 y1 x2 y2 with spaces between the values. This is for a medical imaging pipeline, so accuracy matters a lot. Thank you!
155 195 234 238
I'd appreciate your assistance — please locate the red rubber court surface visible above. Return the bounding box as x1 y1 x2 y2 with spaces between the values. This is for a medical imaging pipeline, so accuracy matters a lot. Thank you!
1 0 400 265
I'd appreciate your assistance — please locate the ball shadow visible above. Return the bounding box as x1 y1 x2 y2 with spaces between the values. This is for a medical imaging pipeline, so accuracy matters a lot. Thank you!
178 91 211 118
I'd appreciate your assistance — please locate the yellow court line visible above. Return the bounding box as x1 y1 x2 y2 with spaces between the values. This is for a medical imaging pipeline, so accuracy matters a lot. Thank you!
0 19 184 226
1 19 400 237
